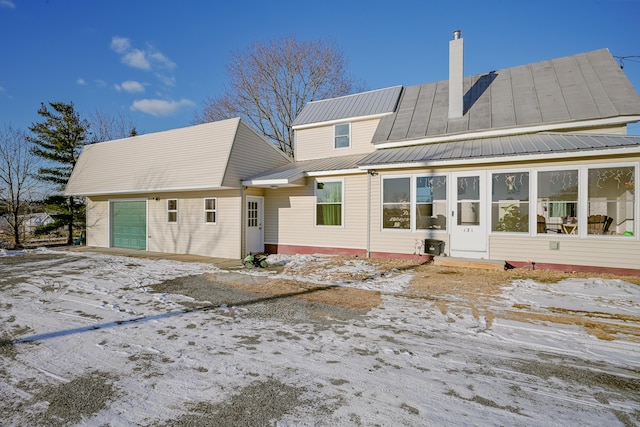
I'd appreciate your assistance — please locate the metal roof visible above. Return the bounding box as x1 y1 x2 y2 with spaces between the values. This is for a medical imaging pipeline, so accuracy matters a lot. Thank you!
292 86 402 127
243 154 368 186
358 133 640 167
372 49 640 145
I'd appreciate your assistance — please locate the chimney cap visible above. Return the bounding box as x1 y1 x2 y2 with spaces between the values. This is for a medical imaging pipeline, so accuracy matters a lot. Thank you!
452 29 462 40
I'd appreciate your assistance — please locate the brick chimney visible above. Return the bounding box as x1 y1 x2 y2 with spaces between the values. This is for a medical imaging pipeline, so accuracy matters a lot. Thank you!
448 30 464 119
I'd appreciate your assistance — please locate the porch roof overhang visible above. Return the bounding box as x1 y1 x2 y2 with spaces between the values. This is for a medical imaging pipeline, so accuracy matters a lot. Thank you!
357 132 640 170
242 154 368 188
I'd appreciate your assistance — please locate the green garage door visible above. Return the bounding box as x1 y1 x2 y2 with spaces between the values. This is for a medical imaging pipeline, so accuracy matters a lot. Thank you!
111 201 147 250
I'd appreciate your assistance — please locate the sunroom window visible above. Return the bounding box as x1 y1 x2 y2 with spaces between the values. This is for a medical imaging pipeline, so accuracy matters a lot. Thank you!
587 167 634 236
316 180 343 226
491 172 529 232
537 170 578 234
416 176 447 230
382 177 411 229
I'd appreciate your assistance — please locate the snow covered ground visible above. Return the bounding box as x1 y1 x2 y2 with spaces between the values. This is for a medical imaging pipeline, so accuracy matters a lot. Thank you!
0 248 638 426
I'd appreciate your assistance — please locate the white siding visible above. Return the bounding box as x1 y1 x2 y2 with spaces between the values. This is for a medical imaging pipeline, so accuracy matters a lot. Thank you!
148 190 242 259
264 174 368 250
490 235 640 270
86 197 110 247
295 118 379 161
223 121 291 187
86 191 243 259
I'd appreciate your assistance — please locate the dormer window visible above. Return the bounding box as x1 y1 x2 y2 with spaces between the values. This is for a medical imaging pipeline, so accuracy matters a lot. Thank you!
334 123 350 149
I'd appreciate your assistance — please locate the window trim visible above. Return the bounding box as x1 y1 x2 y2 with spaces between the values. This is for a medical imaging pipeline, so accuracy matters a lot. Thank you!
381 175 412 232
334 123 351 149
490 169 531 234
315 178 344 227
415 174 448 232
204 197 217 224
167 199 178 224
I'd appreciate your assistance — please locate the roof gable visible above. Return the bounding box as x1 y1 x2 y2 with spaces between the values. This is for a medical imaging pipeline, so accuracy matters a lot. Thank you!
372 49 640 146
65 118 291 196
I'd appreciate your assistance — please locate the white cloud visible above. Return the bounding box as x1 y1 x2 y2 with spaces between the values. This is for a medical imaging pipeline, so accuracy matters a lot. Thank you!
110 36 130 54
110 36 176 76
0 0 15 8
0 85 4 92
122 49 150 70
131 98 194 117
115 80 145 93
76 78 87 86
149 51 176 71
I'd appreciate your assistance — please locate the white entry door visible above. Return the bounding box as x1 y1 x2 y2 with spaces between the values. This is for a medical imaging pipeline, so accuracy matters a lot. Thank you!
246 196 264 254
449 172 487 257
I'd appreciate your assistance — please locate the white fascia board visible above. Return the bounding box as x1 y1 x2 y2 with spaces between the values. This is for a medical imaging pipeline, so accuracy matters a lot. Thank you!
373 116 640 149
358 146 640 170
65 184 234 197
241 178 295 186
305 168 364 177
293 112 393 131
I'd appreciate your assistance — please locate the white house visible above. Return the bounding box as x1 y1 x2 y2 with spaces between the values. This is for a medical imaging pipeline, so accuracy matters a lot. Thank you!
66 32 640 274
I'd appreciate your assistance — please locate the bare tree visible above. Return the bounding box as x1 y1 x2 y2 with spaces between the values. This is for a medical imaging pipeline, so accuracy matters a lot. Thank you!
0 125 42 247
196 36 361 157
87 109 138 143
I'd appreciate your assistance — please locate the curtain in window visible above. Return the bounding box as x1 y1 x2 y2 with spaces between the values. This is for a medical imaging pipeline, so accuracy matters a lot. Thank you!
317 182 342 226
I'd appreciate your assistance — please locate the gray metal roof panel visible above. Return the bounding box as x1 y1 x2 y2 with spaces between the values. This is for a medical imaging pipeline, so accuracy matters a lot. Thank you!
244 154 368 182
372 49 640 145
359 133 640 166
292 86 403 127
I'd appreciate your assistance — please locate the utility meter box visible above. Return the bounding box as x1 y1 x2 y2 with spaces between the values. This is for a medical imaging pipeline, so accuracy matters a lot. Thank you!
424 239 444 256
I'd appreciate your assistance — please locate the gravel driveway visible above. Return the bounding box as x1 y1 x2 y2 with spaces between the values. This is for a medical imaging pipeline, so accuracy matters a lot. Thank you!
0 250 638 426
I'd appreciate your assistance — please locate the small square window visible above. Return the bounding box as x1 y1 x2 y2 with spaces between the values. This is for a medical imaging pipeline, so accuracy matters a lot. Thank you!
334 123 350 149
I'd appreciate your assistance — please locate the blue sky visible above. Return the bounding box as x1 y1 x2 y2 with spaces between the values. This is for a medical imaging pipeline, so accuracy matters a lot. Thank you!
1 0 640 136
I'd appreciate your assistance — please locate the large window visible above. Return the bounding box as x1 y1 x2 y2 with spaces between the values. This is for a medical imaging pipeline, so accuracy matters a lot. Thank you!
416 176 447 230
382 177 411 229
204 198 217 224
537 170 578 234
492 172 529 232
334 123 350 149
588 167 634 236
167 199 178 223
316 180 343 226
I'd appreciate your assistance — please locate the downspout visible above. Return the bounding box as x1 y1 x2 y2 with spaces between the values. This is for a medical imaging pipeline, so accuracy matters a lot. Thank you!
240 185 245 258
366 170 374 258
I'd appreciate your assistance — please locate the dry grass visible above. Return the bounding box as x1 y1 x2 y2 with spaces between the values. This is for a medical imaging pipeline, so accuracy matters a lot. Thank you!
215 255 640 341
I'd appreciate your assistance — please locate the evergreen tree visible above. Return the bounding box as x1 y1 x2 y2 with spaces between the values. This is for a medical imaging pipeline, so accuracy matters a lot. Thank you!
27 102 89 245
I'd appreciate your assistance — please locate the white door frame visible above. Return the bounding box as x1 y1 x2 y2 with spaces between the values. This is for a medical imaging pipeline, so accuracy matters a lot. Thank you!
245 196 264 254
449 171 488 258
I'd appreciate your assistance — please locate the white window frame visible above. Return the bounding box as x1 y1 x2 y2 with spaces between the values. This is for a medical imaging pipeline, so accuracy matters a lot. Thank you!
334 123 351 149
204 197 217 224
415 174 448 232
315 178 344 227
381 175 412 232
489 168 531 234
167 199 178 224
528 162 637 238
